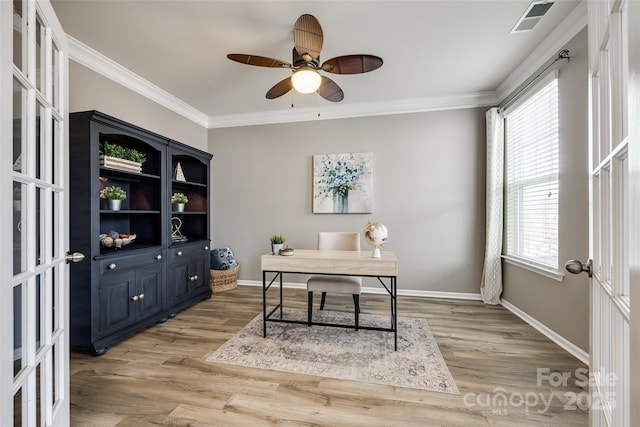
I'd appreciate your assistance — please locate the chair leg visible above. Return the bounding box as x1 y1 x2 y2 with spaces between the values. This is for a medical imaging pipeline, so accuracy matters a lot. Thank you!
307 292 313 326
353 294 360 330
320 292 327 310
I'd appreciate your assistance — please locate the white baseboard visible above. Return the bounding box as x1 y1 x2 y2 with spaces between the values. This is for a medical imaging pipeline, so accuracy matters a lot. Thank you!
238 280 588 365
501 299 589 366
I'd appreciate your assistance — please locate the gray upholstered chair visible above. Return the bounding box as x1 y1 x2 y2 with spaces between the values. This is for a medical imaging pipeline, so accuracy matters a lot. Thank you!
307 232 362 329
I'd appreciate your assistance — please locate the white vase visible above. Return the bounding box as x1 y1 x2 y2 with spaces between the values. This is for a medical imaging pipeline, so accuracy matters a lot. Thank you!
173 203 185 212
271 243 284 255
106 199 122 211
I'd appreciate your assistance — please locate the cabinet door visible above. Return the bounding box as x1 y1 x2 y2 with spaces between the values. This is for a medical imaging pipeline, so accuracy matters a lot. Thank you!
168 253 191 306
99 272 137 336
191 250 208 295
136 264 165 319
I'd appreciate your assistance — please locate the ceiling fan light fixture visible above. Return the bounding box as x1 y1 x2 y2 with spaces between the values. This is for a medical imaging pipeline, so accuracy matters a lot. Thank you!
291 67 321 94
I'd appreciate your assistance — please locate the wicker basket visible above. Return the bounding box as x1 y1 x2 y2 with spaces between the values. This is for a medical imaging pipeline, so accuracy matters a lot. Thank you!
210 264 239 292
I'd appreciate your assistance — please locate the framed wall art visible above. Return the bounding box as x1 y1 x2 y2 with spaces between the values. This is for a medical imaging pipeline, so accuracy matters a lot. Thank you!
313 152 373 214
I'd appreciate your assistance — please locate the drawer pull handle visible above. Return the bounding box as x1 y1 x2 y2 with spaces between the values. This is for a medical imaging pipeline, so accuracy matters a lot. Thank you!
155 254 162 260
108 263 117 270
177 251 183 256
131 295 139 302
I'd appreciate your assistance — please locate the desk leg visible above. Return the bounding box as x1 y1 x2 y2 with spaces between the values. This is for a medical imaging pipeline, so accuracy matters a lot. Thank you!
262 270 267 338
393 276 397 351
279 272 283 319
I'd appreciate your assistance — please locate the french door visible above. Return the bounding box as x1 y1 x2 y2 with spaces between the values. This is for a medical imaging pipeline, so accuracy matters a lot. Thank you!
586 1 638 426
1 0 69 425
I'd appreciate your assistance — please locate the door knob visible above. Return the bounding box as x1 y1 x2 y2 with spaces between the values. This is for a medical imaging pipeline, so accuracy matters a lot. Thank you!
65 251 85 264
565 259 593 277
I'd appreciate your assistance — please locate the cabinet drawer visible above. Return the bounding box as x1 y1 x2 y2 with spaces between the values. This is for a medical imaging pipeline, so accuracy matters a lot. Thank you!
99 249 165 274
168 242 209 263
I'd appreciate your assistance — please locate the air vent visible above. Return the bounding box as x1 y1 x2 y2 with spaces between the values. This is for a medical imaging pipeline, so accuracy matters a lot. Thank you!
511 1 554 34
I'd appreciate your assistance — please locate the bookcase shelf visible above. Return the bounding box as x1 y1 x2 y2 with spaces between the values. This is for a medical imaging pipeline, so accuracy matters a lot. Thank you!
69 110 213 355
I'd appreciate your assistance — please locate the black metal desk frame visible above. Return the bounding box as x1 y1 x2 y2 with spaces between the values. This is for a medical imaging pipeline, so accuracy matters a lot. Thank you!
261 270 398 351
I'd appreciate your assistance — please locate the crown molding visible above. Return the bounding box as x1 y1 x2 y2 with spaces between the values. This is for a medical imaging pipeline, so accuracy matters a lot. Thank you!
207 91 497 128
67 35 210 128
67 34 496 129
495 0 587 103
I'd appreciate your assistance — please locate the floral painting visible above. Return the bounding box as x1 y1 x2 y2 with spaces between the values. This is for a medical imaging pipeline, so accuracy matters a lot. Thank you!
313 152 373 214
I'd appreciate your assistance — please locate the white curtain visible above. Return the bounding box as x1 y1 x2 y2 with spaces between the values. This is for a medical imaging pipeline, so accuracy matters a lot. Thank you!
481 107 504 305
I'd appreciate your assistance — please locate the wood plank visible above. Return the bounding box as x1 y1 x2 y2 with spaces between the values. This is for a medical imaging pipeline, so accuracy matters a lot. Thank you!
70 286 588 426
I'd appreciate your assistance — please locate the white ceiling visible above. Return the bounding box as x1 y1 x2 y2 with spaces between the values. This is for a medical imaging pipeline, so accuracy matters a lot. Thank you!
51 0 584 127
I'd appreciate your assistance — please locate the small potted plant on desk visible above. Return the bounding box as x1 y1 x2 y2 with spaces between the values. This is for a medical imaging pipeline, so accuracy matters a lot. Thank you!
270 234 285 255
100 186 127 211
171 192 188 212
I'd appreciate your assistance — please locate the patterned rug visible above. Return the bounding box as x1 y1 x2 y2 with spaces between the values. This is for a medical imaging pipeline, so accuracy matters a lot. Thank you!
205 308 459 394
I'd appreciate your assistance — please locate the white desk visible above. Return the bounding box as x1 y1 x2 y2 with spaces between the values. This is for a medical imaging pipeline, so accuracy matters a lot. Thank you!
261 249 399 350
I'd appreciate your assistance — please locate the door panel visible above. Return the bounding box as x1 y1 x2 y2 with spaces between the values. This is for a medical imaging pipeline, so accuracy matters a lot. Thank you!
3 1 69 424
587 1 631 426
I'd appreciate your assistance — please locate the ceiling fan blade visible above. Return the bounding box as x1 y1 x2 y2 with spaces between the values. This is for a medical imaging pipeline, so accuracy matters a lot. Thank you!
317 76 344 102
266 76 293 99
321 55 383 74
227 53 291 68
293 14 323 60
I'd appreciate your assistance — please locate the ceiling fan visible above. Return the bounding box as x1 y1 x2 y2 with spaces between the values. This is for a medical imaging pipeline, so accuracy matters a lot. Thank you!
227 14 383 102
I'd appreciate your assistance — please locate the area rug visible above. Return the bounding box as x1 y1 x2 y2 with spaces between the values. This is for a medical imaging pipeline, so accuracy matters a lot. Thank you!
205 308 459 394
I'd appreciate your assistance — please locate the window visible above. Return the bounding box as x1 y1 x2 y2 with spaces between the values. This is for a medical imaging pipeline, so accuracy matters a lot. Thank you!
504 73 559 271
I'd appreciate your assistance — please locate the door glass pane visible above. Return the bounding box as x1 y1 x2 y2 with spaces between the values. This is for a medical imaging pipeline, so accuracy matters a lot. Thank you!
36 364 42 426
52 118 59 186
36 187 43 266
36 275 42 351
13 0 23 70
52 41 60 111
52 344 57 405
36 102 44 180
621 154 629 298
52 191 58 259
13 78 25 173
35 17 43 92
52 266 58 332
13 284 23 378
14 387 23 427
13 181 25 275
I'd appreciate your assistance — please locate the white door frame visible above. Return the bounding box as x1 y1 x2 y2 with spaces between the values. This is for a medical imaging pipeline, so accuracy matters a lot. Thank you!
1 1 69 425
627 2 640 426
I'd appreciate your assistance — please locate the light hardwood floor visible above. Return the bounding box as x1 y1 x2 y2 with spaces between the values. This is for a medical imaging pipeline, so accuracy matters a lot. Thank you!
70 285 588 426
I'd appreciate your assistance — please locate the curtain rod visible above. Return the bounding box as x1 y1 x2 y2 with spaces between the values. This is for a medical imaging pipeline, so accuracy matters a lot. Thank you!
499 49 571 111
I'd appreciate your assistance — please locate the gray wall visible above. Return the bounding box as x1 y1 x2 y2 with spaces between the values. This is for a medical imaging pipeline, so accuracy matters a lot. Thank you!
209 108 487 293
502 28 590 352
69 61 207 150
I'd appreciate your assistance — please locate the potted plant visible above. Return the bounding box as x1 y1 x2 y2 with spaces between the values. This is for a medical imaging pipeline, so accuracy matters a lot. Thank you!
99 141 147 173
100 185 127 210
270 234 285 255
171 192 189 212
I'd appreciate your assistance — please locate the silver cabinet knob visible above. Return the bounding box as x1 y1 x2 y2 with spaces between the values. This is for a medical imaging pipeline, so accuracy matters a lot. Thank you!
108 263 116 270
204 246 209 251
177 251 183 256
138 293 145 300
193 275 198 281
155 254 162 260
131 295 139 301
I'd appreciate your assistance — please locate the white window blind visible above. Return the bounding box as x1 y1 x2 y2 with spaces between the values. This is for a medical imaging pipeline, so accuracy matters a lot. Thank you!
505 73 559 269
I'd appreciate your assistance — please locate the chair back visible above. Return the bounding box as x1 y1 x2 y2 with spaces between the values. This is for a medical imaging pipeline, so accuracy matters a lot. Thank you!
317 232 360 251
